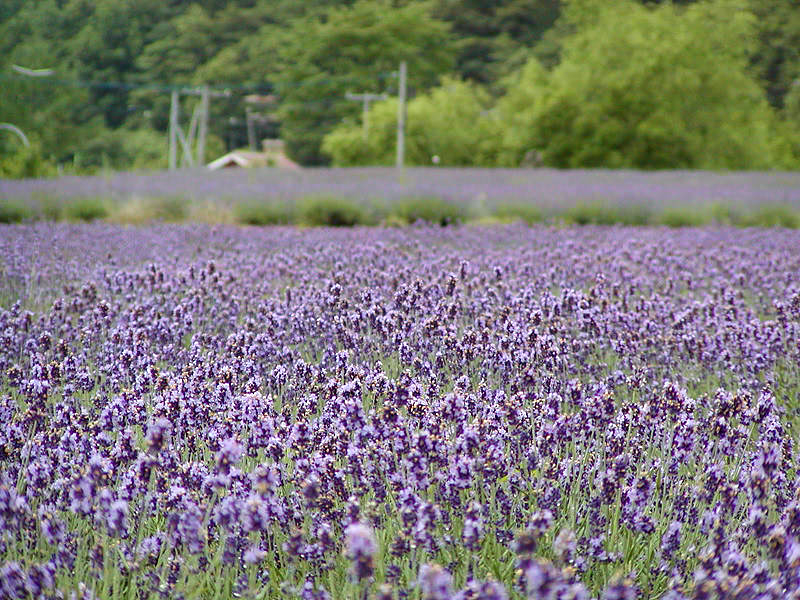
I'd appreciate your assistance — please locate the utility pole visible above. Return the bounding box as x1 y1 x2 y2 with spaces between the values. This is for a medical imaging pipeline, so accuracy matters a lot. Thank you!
197 85 210 165
345 91 388 140
168 85 230 170
169 90 179 171
396 61 407 170
243 94 278 152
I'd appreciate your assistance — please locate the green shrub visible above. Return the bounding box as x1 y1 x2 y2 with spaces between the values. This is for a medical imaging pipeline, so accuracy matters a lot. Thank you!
110 196 189 224
149 196 188 222
615 204 654 226
31 193 63 221
322 78 499 167
657 206 711 227
493 202 544 224
0 198 33 223
64 197 109 222
564 202 623 225
709 203 742 226
187 200 235 225
234 200 295 226
298 195 367 227
495 3 785 170
390 196 466 226
0 143 57 179
740 204 800 228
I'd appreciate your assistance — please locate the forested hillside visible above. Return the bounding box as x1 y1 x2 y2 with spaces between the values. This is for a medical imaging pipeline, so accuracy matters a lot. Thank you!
1 0 800 174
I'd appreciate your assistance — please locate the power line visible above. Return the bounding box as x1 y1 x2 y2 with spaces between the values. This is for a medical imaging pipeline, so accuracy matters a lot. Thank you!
345 91 389 140
0 123 30 147
11 64 55 77
169 86 230 170
0 70 398 94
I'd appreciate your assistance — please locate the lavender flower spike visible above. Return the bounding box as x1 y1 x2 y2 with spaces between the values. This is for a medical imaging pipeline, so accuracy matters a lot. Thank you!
418 564 453 600
344 522 377 582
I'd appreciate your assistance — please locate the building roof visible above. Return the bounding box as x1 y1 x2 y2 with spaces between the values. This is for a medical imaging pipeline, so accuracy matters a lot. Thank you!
206 148 300 171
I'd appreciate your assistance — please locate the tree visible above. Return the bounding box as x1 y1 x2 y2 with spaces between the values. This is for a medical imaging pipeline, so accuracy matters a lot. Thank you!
69 0 184 128
495 0 794 169
748 0 800 109
0 141 57 179
433 0 560 83
268 0 455 165
0 1 95 167
322 77 497 166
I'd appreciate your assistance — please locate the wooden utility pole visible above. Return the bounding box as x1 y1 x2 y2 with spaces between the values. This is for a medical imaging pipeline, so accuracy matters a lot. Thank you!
396 61 407 170
169 90 179 170
243 94 278 151
245 108 256 150
197 85 210 165
345 91 388 140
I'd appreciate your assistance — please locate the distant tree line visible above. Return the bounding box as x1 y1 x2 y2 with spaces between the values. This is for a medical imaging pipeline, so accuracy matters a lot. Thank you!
1 0 799 174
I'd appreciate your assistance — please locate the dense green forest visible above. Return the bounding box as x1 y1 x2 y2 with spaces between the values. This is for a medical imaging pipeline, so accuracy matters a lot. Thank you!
1 0 800 175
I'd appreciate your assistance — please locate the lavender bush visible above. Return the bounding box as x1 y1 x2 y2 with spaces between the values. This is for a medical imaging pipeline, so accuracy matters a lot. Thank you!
0 222 799 599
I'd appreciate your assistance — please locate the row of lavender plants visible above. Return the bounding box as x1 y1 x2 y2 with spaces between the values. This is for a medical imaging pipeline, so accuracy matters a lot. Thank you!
2 168 800 210
1 223 799 599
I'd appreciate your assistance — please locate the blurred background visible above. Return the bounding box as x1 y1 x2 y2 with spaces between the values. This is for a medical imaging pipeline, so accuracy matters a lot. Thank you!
1 0 800 178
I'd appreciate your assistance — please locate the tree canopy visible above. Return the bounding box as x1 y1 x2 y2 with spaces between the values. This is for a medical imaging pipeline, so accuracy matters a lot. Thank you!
493 0 792 169
266 0 455 165
322 77 497 166
1 0 799 172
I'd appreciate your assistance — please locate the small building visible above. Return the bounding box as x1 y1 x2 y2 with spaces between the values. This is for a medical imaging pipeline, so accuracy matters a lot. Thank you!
206 139 300 171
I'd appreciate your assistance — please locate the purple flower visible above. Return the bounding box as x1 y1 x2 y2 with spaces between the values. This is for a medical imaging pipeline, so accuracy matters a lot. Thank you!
528 510 554 536
1 562 25 599
344 522 377 582
455 580 508 600
660 521 681 561
418 564 453 600
24 562 56 597
240 494 270 533
68 476 94 516
215 437 243 475
145 417 172 454
39 513 66 546
136 534 163 563
243 545 266 565
462 501 483 551
553 528 576 564
168 502 205 554
106 499 129 538
601 579 640 600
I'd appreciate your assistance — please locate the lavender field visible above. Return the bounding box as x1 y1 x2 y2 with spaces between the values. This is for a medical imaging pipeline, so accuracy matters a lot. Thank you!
1 222 799 600
3 167 800 210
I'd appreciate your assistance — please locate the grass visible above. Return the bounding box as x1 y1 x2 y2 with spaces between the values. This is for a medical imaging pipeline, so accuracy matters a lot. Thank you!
64 196 109 222
297 195 369 227
657 206 712 228
493 202 544 224
108 195 189 224
2 193 799 229
31 192 64 221
739 203 800 228
234 200 295 226
0 198 33 223
388 196 467 226
564 202 653 226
